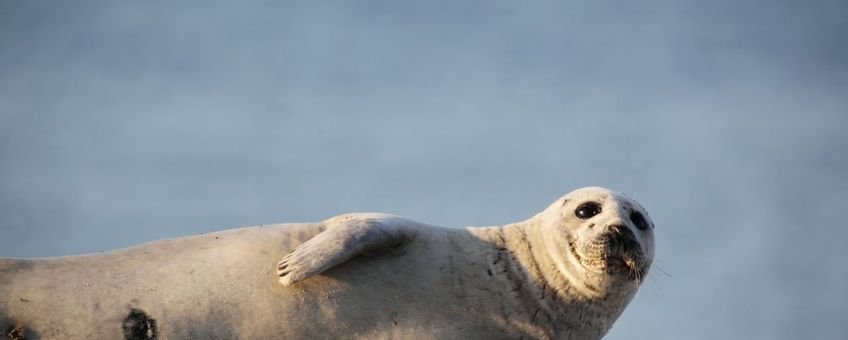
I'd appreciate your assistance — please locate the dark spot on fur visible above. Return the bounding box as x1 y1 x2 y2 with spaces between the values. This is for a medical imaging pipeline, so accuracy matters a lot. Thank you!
487 269 493 276
491 247 524 292
4 324 26 340
122 308 158 340
17 298 29 303
0 322 28 340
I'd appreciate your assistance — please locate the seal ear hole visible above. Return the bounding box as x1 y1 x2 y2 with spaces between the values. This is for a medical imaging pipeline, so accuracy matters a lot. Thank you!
575 202 601 219
630 211 650 230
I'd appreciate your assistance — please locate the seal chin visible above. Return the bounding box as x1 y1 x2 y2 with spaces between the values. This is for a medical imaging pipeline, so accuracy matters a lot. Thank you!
572 233 648 282
605 254 648 282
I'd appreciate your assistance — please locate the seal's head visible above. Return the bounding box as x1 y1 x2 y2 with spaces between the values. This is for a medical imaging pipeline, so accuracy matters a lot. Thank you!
540 187 655 286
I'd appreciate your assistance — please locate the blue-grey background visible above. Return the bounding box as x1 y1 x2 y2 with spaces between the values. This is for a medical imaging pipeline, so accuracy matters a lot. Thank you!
1 1 846 339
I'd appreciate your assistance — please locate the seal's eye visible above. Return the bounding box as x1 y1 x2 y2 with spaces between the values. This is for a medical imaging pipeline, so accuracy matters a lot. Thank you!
575 202 601 219
630 211 650 230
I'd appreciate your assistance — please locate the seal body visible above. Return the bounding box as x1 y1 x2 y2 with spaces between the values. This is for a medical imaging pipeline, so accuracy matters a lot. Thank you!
0 187 654 339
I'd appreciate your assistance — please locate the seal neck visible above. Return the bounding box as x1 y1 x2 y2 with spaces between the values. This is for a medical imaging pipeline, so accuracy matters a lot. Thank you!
469 221 639 338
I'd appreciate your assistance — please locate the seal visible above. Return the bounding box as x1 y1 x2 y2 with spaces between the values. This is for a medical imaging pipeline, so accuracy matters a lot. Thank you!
0 187 653 339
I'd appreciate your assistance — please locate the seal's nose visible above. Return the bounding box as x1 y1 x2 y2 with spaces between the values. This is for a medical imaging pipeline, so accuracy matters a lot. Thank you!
606 224 631 236
607 224 624 234
605 224 638 249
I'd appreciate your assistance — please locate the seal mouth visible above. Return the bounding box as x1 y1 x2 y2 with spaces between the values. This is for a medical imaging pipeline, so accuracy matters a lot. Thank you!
603 230 648 281
605 254 648 281
570 232 648 282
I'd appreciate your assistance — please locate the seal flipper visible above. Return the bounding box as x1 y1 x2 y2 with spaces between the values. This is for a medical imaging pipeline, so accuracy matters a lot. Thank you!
277 216 415 286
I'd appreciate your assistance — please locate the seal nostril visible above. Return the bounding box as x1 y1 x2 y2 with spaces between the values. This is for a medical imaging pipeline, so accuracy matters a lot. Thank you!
607 224 624 234
630 211 650 230
605 225 637 247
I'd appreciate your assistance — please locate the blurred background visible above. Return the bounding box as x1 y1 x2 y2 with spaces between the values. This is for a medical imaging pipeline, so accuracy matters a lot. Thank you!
1 1 846 339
